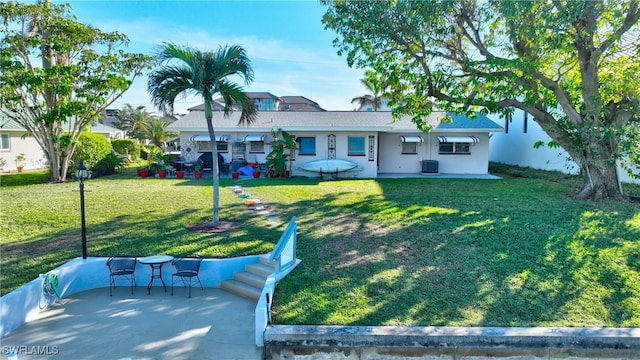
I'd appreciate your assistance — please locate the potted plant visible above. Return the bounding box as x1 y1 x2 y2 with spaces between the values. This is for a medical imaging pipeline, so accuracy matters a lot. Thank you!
175 170 185 179
138 167 150 178
231 170 240 179
158 164 168 178
252 169 261 178
265 128 298 178
194 162 203 179
15 153 26 173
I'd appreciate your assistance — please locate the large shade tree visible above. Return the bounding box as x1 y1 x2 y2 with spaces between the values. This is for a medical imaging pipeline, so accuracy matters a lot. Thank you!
323 0 640 200
0 1 152 181
148 43 256 226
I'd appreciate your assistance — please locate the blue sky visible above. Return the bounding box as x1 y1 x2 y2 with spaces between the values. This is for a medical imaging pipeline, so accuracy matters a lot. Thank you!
61 0 367 114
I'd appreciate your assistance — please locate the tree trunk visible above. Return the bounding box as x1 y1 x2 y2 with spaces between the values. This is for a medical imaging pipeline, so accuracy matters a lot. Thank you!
207 121 220 227
575 159 623 201
203 95 220 227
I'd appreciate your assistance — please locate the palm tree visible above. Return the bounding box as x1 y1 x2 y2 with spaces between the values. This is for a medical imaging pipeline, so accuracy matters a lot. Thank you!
351 78 385 111
142 118 177 151
148 43 256 227
114 104 154 141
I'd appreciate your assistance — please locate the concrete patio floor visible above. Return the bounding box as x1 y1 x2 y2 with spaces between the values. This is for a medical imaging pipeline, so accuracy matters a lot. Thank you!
1 287 262 360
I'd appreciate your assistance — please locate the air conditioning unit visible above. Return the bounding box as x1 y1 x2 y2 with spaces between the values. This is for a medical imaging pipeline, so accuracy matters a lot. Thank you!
421 160 439 174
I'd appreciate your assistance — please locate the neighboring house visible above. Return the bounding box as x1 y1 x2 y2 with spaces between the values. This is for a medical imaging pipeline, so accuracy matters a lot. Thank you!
489 109 639 184
167 110 503 178
189 92 327 112
0 114 126 172
0 117 48 172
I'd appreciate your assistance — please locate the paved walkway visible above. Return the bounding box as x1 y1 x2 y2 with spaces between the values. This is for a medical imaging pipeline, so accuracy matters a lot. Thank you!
1 287 263 360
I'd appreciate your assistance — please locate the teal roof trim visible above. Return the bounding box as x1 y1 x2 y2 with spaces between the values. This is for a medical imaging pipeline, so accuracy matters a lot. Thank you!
437 112 503 130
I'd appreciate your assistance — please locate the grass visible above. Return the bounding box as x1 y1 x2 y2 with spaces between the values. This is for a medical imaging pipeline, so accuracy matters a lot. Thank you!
1 165 639 328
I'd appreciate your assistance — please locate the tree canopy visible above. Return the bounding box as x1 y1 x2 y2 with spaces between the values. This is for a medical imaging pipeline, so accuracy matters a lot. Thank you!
0 1 152 181
323 0 640 200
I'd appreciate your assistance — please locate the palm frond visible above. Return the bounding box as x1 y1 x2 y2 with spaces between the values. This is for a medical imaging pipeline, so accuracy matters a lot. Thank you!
217 80 256 125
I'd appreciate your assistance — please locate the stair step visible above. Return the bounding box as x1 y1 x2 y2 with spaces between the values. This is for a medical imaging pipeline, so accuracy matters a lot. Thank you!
259 255 276 267
234 271 267 288
221 279 261 301
246 262 275 277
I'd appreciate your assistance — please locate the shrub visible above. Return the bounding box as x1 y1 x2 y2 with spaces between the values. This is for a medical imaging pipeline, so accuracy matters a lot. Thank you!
71 133 112 172
111 139 140 160
92 152 127 178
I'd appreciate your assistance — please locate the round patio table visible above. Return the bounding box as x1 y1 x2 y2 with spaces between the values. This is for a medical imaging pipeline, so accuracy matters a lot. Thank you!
138 255 174 295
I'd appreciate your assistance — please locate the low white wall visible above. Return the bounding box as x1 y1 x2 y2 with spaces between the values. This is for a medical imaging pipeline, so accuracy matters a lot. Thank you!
0 255 260 338
255 259 302 347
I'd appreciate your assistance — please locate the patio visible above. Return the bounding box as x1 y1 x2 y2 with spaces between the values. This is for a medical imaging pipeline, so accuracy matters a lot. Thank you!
1 287 262 360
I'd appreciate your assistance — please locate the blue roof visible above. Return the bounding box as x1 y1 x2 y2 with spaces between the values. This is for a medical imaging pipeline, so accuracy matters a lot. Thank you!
437 112 503 130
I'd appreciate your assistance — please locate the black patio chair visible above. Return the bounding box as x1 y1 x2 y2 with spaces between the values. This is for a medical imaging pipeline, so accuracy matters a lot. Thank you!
171 257 204 298
106 257 137 296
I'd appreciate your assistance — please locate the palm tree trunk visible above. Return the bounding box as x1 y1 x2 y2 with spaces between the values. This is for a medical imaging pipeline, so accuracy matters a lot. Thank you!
204 96 220 227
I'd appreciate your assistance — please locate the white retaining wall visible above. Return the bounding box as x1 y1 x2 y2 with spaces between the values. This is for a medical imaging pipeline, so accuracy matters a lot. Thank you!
0 255 260 338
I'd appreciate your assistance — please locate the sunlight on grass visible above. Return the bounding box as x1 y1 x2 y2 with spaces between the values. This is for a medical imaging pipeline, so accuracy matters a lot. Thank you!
3 172 639 327
626 212 640 230
453 219 495 234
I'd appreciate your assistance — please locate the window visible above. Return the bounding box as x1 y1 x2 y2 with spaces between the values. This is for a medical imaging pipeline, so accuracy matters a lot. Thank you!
439 142 471 154
402 142 418 154
298 137 316 155
216 141 228 153
0 134 9 150
255 99 275 111
249 141 265 153
196 141 212 152
348 136 365 156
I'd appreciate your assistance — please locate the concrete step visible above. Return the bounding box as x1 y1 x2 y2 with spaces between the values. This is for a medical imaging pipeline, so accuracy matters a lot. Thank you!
259 255 277 267
246 262 275 277
221 279 261 301
234 271 267 289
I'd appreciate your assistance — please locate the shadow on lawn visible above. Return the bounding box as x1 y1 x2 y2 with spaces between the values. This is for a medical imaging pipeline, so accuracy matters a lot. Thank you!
3 175 638 326
265 178 640 328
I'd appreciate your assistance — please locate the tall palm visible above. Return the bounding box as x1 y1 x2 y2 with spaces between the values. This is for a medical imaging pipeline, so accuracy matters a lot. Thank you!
351 78 384 111
148 43 256 227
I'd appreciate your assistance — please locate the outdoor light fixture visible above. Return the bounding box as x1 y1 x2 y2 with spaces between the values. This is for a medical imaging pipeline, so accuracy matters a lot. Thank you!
76 160 89 259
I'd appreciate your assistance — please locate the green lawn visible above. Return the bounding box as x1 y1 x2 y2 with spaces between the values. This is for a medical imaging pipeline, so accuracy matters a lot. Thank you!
1 165 639 328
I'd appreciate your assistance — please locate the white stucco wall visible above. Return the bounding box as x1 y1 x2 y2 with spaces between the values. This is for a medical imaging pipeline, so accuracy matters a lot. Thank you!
431 133 490 174
378 132 491 175
489 110 639 184
377 133 425 174
182 131 381 178
290 131 379 178
488 111 579 174
0 130 49 172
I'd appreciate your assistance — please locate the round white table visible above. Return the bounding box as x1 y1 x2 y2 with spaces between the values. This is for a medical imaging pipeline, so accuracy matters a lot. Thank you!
138 255 174 294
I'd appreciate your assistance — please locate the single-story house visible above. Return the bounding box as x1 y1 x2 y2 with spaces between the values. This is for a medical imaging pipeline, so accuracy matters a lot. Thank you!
489 109 639 184
0 116 125 172
167 110 504 178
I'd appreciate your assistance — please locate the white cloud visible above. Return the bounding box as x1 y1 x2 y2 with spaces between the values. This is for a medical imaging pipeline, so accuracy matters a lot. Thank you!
96 17 365 113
